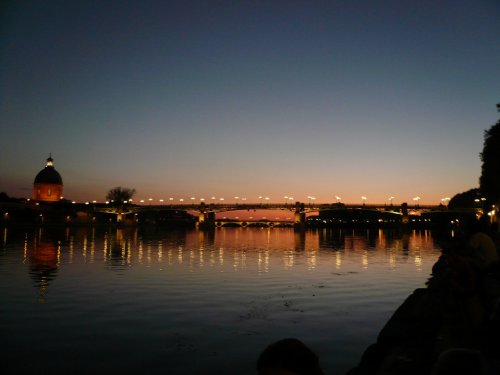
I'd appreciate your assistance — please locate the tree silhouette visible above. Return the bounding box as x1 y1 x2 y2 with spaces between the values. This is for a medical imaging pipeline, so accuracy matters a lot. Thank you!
448 188 480 209
479 104 500 207
106 187 136 205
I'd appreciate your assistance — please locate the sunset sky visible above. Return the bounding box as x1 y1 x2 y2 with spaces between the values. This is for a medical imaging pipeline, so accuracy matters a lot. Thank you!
1 0 499 205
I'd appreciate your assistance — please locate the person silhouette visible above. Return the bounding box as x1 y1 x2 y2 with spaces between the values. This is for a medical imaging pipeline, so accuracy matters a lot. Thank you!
257 338 324 375
463 218 498 270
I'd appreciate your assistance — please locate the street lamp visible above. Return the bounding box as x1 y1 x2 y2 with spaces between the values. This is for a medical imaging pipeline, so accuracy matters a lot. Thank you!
480 197 486 212
388 196 395 206
413 196 421 207
335 196 341 204
361 196 367 206
440 197 450 206
307 196 315 207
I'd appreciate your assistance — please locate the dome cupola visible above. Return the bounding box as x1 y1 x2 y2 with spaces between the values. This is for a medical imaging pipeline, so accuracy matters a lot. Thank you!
33 154 63 201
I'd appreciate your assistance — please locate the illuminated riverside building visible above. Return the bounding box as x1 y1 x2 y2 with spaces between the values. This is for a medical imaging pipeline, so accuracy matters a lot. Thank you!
33 155 63 201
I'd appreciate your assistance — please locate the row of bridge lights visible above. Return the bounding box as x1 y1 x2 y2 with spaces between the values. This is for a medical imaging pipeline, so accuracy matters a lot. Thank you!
62 195 453 205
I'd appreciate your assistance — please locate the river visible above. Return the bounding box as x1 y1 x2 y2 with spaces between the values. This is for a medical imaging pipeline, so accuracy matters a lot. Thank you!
0 226 442 374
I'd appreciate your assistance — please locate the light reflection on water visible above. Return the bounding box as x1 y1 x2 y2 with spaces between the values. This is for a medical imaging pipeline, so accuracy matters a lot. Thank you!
0 226 442 375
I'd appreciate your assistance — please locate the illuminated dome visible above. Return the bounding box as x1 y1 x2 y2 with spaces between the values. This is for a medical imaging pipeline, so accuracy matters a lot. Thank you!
33 155 63 201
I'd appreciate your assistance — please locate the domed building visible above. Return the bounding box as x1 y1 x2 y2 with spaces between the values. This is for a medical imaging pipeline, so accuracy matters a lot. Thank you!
33 155 63 202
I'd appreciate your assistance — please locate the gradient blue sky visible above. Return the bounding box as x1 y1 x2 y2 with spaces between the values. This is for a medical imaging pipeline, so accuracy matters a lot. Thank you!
1 0 499 204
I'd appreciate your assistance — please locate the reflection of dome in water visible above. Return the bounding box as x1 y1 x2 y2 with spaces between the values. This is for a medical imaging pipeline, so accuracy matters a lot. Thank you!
33 155 63 201
29 240 59 302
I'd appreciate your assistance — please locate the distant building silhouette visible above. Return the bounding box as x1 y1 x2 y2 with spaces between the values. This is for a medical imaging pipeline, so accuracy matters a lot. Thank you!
33 154 63 201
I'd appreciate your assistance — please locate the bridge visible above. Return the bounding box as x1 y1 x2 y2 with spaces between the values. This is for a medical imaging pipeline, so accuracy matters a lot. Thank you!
94 202 439 214
92 201 445 228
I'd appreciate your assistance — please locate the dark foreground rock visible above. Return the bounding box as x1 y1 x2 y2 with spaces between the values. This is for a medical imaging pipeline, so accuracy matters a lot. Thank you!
347 255 500 374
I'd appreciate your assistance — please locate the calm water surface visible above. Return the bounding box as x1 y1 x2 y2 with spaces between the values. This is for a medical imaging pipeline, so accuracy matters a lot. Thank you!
0 226 442 374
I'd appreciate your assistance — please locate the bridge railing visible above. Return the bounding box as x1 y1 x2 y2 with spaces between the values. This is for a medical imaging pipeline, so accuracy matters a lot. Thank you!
126 203 441 212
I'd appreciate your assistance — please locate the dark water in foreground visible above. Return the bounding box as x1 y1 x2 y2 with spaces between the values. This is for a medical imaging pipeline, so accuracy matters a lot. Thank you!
0 226 441 374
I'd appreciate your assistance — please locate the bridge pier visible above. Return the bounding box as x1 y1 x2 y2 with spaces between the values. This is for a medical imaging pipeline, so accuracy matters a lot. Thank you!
294 202 306 231
198 211 216 227
401 202 409 224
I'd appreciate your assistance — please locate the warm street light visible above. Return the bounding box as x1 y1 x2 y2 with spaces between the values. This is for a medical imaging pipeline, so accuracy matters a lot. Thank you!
307 196 316 207
335 195 341 203
413 196 421 207
361 196 367 206
475 197 486 210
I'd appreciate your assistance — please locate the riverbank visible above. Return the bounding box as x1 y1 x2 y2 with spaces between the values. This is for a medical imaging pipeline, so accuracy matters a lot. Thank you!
347 242 500 374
